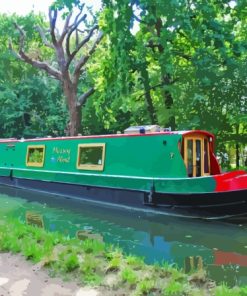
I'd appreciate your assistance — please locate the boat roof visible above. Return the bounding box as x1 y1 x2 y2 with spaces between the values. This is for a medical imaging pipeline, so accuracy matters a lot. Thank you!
0 130 214 143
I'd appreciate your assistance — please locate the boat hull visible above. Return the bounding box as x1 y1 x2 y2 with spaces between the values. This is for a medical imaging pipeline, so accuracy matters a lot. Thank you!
0 176 246 219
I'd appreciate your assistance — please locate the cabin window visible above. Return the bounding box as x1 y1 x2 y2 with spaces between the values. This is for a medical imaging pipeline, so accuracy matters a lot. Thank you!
195 140 202 177
184 136 211 177
187 140 193 177
77 144 105 171
204 139 209 174
26 145 45 167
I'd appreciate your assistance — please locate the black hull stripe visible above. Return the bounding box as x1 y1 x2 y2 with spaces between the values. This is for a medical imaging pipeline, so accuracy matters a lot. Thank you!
0 176 246 219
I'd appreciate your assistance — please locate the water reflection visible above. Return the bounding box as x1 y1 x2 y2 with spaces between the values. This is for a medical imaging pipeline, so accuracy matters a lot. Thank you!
0 185 246 287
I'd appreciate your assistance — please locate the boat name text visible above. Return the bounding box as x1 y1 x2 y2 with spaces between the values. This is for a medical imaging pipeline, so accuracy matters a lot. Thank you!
53 147 71 163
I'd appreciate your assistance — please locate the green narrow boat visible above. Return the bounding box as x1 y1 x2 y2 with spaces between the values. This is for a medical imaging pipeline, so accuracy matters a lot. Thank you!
0 125 246 218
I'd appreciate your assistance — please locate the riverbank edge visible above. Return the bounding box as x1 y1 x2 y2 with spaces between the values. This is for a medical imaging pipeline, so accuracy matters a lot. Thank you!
0 218 246 296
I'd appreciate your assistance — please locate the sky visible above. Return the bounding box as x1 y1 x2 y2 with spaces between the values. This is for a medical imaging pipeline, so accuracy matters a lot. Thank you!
0 0 54 15
0 0 138 34
0 0 102 15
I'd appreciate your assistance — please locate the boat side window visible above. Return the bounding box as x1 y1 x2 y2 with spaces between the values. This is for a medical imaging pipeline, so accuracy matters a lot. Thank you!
195 140 202 177
77 144 105 171
187 140 193 177
204 138 209 174
26 145 45 167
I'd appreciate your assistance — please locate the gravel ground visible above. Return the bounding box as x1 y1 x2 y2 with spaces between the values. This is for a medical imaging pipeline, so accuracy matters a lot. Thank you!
0 253 99 296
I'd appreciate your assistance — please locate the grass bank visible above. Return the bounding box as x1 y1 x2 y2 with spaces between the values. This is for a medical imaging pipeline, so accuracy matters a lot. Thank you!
0 217 246 296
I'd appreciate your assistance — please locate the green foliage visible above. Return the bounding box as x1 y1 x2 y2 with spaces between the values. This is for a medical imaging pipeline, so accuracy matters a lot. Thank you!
108 255 121 271
64 252 80 272
215 283 245 296
126 255 145 270
121 267 138 286
81 237 105 255
80 254 103 285
163 280 184 296
135 279 156 295
52 0 80 11
240 286 247 296
0 13 67 138
91 0 247 163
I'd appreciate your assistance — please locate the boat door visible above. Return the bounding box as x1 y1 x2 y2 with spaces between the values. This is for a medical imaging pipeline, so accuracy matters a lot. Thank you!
183 135 210 177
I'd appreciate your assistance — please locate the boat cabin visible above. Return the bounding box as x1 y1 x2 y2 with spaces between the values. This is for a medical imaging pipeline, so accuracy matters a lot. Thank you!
180 131 221 177
124 126 221 178
0 127 221 184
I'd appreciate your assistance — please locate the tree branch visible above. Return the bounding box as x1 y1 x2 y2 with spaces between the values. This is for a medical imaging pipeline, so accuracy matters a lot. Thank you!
138 78 179 99
73 31 103 84
58 12 72 45
66 13 87 59
35 25 54 49
11 23 61 80
66 24 99 69
49 8 58 45
77 87 95 106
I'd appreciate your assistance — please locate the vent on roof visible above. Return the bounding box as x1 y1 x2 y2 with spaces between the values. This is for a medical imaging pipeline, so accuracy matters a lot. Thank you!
124 125 160 134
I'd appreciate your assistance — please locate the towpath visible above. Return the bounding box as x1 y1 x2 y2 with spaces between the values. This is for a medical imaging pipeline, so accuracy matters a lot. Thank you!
0 253 99 296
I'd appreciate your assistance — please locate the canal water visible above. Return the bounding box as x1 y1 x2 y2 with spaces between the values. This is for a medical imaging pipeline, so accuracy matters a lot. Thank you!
0 185 246 287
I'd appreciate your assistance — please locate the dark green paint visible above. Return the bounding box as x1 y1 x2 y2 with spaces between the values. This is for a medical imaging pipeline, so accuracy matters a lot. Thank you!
0 134 215 193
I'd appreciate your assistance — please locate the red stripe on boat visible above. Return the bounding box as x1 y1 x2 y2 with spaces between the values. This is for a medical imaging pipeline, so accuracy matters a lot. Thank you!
214 170 247 192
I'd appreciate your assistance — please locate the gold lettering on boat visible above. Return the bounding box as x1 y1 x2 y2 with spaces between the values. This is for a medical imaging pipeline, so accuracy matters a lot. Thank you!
53 147 71 155
52 147 71 163
57 156 71 163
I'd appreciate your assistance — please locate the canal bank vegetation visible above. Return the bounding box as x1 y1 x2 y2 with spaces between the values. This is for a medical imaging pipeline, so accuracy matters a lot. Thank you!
0 218 246 296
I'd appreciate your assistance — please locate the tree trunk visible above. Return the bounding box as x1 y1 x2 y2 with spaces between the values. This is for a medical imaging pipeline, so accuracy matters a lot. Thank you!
13 9 102 138
63 79 81 136
163 75 176 131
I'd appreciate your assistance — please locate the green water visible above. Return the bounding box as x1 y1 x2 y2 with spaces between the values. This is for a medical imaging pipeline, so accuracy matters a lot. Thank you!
0 185 246 286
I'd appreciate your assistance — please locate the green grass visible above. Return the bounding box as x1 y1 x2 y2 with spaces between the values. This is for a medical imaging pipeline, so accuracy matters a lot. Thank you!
121 267 138 286
163 280 184 296
135 279 156 295
0 217 247 296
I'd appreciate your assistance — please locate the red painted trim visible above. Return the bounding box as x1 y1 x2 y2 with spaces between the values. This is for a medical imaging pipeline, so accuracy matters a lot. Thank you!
214 250 247 267
209 145 221 175
214 170 247 192
0 131 180 143
181 130 215 138
0 130 213 144
0 138 17 143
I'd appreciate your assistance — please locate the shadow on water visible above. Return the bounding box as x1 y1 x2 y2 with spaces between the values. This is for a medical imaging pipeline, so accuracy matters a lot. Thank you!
0 185 246 287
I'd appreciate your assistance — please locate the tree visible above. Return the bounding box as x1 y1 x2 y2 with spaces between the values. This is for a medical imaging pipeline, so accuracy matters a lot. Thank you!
9 3 103 136
0 13 66 138
99 0 246 128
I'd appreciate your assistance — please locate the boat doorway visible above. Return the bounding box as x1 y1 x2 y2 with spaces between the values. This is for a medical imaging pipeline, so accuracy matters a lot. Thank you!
183 135 210 177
